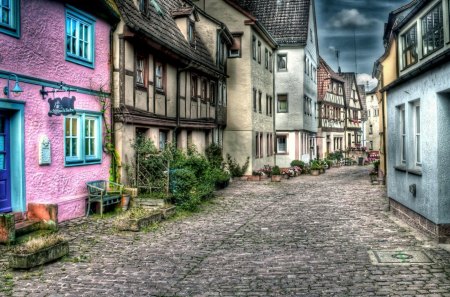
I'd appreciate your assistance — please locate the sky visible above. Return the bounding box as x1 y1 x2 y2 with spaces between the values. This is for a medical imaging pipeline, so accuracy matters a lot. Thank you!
315 0 413 90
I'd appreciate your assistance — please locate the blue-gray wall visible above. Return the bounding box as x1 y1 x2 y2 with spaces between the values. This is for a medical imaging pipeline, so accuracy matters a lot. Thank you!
387 63 450 224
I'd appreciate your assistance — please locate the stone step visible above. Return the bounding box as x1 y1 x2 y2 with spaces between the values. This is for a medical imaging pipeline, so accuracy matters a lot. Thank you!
15 219 41 237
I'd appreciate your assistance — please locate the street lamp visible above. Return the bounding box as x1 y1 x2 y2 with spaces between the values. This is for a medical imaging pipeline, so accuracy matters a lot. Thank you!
3 74 23 98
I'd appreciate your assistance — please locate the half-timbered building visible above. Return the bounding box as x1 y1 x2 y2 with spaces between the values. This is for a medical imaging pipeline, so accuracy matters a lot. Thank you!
113 0 232 183
317 57 346 159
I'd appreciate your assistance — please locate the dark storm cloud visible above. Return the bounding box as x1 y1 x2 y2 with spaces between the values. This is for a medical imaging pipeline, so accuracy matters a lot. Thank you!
316 0 413 76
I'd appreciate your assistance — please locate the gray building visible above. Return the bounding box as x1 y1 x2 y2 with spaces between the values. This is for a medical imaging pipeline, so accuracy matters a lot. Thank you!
384 0 450 242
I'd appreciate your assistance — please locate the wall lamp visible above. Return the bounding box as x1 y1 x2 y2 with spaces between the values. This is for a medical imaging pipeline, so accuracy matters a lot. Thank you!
3 74 23 98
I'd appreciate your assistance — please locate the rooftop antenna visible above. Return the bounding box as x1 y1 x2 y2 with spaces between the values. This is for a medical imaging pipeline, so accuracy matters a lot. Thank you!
329 47 341 73
353 26 358 74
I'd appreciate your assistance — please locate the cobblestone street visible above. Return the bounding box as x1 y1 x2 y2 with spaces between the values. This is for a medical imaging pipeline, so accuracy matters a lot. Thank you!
2 166 450 296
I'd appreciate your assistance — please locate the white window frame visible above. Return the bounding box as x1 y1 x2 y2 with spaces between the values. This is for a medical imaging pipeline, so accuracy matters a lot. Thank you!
277 135 287 154
399 105 406 165
413 101 421 167
155 62 164 90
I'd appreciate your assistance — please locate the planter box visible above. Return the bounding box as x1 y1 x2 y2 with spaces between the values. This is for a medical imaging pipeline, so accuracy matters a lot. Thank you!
117 211 163 232
161 206 176 219
271 175 282 182
240 176 248 181
311 170 320 176
9 241 69 269
249 175 261 181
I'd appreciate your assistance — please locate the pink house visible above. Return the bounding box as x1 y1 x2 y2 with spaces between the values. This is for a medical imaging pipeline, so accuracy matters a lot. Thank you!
0 0 119 227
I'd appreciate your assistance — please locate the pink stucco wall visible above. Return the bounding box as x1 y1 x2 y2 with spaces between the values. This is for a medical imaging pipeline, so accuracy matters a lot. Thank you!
0 0 113 221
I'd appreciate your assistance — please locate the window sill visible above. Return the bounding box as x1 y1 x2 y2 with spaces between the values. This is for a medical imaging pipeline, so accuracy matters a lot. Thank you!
394 165 422 176
135 85 147 92
156 88 165 95
65 160 102 167
276 152 288 155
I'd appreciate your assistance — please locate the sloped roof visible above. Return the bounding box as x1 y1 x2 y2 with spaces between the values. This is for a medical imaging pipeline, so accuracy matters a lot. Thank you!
339 72 361 109
115 0 220 76
319 57 345 83
233 0 311 45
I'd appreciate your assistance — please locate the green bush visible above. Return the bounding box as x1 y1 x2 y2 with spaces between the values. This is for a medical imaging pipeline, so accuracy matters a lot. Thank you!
271 165 281 175
290 160 306 169
310 160 322 170
226 154 249 177
205 143 224 169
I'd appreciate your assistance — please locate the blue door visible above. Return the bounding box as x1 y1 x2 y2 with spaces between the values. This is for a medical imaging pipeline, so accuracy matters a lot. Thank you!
0 112 11 213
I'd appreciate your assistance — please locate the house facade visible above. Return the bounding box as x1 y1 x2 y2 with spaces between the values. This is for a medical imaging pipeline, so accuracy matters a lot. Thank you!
201 0 277 174
0 0 118 224
113 0 232 184
339 72 363 151
384 0 450 241
316 57 346 159
364 88 381 151
374 0 418 181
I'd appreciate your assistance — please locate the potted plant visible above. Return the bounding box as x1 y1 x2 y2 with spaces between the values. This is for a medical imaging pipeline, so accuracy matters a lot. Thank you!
271 166 282 182
9 234 69 269
310 161 321 176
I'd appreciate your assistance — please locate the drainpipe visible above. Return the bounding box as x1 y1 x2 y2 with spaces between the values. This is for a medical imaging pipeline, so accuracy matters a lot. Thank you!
109 26 117 183
273 49 277 167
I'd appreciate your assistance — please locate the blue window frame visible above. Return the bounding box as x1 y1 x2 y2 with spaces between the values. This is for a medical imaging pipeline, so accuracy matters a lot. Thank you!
64 112 102 166
65 6 95 68
0 0 20 38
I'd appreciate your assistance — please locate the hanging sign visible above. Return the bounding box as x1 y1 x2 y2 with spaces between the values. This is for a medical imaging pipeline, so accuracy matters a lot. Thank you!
48 96 76 117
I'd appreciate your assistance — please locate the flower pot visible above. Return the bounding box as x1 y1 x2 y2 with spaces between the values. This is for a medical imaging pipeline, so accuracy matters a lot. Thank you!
9 241 69 269
249 175 261 181
121 194 131 211
271 175 282 182
311 169 320 176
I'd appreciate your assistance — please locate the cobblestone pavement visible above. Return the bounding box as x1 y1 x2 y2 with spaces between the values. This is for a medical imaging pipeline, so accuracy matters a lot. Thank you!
2 166 450 296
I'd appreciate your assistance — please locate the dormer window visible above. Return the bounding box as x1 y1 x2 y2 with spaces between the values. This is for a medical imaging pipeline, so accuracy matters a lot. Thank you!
188 21 195 45
401 25 418 68
139 0 148 14
229 33 242 58
421 3 443 57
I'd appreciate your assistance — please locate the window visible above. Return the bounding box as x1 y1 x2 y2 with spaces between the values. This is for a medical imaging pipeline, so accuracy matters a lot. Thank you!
259 133 263 158
222 83 227 107
277 94 288 113
66 6 95 68
191 75 198 99
0 0 19 37
155 62 164 90
252 35 256 60
136 55 146 87
401 25 418 68
369 124 373 134
370 141 373 150
269 52 273 72
255 132 260 158
258 91 262 113
374 109 379 116
64 112 102 166
277 135 287 153
159 130 168 151
229 33 242 58
253 88 257 112
265 48 268 69
278 54 287 71
266 134 270 156
399 105 406 164
266 95 269 115
310 29 313 42
304 96 312 116
188 21 195 45
269 96 273 116
421 3 443 57
201 79 207 101
413 101 421 167
210 82 216 105
258 41 261 64
139 0 148 13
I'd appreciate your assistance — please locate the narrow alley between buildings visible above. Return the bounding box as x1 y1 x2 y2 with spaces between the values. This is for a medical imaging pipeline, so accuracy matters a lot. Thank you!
2 166 450 296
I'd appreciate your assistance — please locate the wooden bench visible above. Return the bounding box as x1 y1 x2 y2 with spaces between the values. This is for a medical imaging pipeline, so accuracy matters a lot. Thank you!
86 180 124 217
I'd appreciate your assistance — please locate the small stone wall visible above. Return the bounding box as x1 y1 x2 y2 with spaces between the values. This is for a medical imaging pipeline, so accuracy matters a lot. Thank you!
0 214 15 244
389 198 450 243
